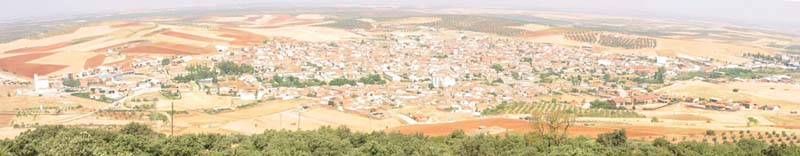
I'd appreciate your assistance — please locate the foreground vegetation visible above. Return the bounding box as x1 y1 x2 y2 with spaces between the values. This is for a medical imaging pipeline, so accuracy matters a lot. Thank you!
1 123 799 156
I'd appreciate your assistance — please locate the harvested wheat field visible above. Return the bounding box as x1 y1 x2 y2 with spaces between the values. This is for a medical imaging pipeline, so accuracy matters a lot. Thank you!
152 92 241 111
646 38 769 63
657 81 800 110
0 94 107 112
234 26 362 42
0 25 117 53
220 107 402 134
175 99 311 134
655 114 713 121
121 42 213 55
91 40 148 52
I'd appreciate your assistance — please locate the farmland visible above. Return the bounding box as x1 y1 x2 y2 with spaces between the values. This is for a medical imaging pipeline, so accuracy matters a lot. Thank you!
0 8 798 150
483 101 645 118
422 15 528 36
562 31 657 49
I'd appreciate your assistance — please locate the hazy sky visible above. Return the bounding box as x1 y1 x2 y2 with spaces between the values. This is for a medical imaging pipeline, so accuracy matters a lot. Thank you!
1 0 799 28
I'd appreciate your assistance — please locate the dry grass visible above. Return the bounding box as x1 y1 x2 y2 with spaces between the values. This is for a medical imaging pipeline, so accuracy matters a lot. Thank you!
657 81 800 110
233 26 362 42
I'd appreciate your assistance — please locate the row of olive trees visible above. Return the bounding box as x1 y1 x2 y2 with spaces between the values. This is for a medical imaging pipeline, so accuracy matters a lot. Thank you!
0 122 799 156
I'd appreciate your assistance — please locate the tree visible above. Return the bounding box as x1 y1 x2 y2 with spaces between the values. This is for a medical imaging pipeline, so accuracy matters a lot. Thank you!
653 67 666 83
748 117 759 127
62 78 81 88
590 99 616 109
597 129 627 146
653 137 670 147
119 123 159 137
529 111 575 145
161 58 171 66
707 130 716 136
358 74 386 85
491 64 504 72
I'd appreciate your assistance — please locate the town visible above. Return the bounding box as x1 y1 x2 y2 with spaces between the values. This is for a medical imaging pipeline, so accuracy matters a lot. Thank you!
0 9 799 146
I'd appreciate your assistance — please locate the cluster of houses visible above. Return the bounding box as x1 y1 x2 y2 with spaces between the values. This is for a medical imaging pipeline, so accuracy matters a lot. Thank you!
13 25 799 122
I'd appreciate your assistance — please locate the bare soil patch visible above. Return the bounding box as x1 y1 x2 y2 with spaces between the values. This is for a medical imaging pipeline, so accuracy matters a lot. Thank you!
0 114 13 127
217 27 270 46
84 54 106 68
0 52 66 78
387 118 706 138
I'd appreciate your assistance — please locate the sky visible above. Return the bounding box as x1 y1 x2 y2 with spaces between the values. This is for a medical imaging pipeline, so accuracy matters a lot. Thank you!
1 0 799 29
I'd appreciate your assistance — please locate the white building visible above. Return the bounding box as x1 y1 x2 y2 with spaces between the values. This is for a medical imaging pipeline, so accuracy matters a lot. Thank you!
432 75 456 88
33 74 49 91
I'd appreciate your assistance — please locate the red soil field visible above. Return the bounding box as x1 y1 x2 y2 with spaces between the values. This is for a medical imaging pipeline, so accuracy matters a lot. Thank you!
121 42 213 55
217 27 271 46
386 118 706 138
4 42 71 53
110 22 145 28
0 52 67 78
386 118 533 136
83 54 106 68
162 31 227 43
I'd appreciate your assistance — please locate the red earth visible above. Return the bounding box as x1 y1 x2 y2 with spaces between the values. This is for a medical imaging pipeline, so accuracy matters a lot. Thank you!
83 54 106 68
217 27 271 46
0 114 13 128
0 52 67 78
386 118 706 138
